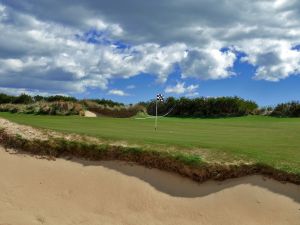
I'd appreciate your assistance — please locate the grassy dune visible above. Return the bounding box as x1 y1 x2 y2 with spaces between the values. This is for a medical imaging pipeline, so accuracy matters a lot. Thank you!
0 112 299 175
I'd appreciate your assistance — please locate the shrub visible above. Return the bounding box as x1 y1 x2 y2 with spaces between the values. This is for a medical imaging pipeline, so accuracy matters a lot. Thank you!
44 95 77 102
83 100 146 118
85 98 124 107
0 102 84 115
0 93 16 104
13 94 33 104
145 96 258 117
271 101 300 117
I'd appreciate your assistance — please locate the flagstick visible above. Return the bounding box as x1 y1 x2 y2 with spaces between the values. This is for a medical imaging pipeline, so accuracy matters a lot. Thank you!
155 100 158 131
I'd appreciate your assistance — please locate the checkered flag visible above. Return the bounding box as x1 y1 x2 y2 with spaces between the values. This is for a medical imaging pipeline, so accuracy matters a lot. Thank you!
156 94 164 102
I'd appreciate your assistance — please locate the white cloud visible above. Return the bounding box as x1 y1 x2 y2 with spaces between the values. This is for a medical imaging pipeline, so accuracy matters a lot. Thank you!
181 48 236 80
108 89 129 96
186 92 199 97
165 82 199 96
0 87 66 97
0 0 300 97
239 40 300 81
85 19 123 36
0 3 187 93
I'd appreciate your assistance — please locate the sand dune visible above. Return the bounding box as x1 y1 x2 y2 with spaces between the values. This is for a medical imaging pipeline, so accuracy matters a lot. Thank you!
0 146 299 225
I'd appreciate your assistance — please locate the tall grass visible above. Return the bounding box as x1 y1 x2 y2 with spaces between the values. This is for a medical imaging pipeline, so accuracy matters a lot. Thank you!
83 100 146 118
0 102 84 115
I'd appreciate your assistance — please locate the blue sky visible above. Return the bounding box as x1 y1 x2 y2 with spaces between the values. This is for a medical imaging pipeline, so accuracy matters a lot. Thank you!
0 0 300 106
78 63 300 106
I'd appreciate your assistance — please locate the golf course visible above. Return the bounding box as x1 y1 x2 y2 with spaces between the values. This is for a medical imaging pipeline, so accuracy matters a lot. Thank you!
2 0 300 223
1 111 300 224
0 112 299 176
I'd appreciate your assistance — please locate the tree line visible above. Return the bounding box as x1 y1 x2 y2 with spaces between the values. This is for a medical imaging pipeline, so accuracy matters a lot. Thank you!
270 101 300 117
0 93 123 107
1 92 300 118
143 96 258 117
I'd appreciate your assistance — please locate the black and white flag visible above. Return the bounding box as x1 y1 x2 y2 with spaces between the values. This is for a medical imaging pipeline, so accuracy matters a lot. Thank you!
156 94 164 102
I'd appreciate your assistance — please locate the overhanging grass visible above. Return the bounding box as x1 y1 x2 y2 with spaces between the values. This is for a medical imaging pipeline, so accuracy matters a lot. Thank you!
1 128 299 184
0 112 300 175
0 128 205 168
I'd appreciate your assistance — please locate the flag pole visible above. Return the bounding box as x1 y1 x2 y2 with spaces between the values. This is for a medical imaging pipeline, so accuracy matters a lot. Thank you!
155 99 158 131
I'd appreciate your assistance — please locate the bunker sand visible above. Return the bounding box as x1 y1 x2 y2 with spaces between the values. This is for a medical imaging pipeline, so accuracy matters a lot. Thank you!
84 110 97 117
0 147 299 225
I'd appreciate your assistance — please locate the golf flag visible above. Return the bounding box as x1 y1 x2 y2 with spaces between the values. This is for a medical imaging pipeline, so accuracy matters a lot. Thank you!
156 94 164 102
155 94 163 131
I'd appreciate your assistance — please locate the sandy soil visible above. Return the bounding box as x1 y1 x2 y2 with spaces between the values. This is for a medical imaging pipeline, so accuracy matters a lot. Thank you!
0 117 102 144
84 110 97 117
0 147 299 225
0 118 50 140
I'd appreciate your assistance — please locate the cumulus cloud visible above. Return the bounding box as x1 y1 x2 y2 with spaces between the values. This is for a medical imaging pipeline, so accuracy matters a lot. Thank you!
165 82 199 96
1 0 300 96
181 48 236 80
239 40 300 81
0 87 65 97
108 89 129 96
0 3 186 93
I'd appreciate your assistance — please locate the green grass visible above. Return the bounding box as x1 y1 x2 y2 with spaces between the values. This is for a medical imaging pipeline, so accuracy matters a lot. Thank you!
0 112 300 175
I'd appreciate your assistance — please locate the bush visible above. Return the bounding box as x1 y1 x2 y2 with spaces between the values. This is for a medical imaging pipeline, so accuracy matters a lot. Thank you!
253 106 274 116
0 93 16 104
13 94 34 104
0 102 84 115
271 101 300 117
83 100 146 118
44 95 77 102
145 96 258 117
84 98 124 107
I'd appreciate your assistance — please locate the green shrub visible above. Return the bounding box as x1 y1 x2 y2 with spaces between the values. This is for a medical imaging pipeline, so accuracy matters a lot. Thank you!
84 98 124 107
0 93 16 104
83 100 146 118
271 101 300 117
0 102 84 115
13 94 34 104
145 96 258 117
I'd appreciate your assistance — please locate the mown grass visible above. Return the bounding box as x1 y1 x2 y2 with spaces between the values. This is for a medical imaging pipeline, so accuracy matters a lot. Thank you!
0 112 300 175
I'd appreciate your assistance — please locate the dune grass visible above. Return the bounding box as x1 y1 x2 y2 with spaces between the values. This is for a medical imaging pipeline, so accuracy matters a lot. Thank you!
0 112 299 175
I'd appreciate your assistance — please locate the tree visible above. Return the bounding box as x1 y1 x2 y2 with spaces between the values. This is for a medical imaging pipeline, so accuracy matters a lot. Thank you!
0 93 15 104
13 94 33 104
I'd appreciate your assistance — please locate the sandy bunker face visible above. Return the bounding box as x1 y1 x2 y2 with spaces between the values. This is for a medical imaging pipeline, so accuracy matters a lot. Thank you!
0 147 299 225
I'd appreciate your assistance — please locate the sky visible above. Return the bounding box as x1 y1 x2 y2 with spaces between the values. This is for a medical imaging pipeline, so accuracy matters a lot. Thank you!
0 0 300 106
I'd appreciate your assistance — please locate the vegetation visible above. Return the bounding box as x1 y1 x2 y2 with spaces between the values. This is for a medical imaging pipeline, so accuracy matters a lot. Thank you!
0 128 203 166
2 92 300 118
86 98 124 107
82 100 146 118
0 102 84 115
0 126 299 184
0 112 299 176
41 95 78 102
0 93 131 117
13 93 34 104
271 101 300 117
145 96 258 117
0 93 124 106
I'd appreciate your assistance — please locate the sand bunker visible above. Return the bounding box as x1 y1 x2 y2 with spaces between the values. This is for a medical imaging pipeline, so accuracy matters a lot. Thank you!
0 147 299 225
84 110 97 117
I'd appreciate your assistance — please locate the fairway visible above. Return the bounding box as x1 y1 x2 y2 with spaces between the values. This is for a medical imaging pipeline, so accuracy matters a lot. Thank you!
1 112 300 175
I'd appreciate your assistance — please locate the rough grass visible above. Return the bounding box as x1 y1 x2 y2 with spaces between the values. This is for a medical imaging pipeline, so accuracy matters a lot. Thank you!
1 129 299 184
0 112 300 176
